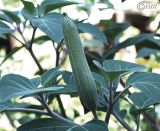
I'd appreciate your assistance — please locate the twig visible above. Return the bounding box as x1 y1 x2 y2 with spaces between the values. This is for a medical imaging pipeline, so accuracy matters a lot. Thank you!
29 27 37 49
9 34 25 47
105 83 113 124
6 108 49 116
40 95 76 126
29 49 44 74
92 110 98 120
143 112 160 131
113 86 131 105
54 39 67 118
112 111 133 131
136 115 140 131
5 112 16 128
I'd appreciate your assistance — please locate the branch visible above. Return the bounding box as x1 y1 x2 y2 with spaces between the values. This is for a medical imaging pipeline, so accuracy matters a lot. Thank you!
143 112 160 131
29 27 37 49
105 83 113 124
113 111 133 131
136 115 140 131
6 108 49 116
54 39 67 118
113 86 131 105
29 49 44 74
10 34 25 47
40 95 76 126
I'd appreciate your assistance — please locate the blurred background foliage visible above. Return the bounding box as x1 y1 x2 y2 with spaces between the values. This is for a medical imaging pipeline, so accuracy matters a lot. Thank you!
0 0 159 130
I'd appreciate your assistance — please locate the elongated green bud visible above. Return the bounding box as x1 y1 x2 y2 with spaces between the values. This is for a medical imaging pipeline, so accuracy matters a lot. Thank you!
62 13 98 111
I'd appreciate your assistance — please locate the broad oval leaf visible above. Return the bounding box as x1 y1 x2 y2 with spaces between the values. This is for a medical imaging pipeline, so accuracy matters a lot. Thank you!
0 21 15 34
40 0 78 14
68 120 108 131
77 23 107 44
126 72 160 107
137 47 160 58
67 126 87 131
34 35 51 45
21 0 37 20
0 74 63 102
62 71 75 85
30 77 41 88
104 23 130 42
0 13 13 23
0 101 12 112
83 120 108 131
1 10 21 24
103 59 146 73
21 0 36 14
129 92 153 109
17 118 75 131
31 13 63 43
94 60 146 82
41 68 62 87
103 33 160 58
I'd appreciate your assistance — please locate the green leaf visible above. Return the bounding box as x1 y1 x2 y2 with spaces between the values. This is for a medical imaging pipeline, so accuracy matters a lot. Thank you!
30 77 41 88
113 100 127 119
77 23 107 43
21 0 36 14
21 0 37 20
0 21 15 34
92 72 107 87
41 68 62 87
129 92 153 109
103 59 146 73
0 13 13 23
40 0 78 14
82 39 104 48
126 72 160 107
0 101 12 112
31 13 63 43
93 60 145 82
1 10 21 24
17 118 74 131
34 35 51 44
137 47 160 58
62 71 75 85
0 74 63 102
18 117 34 125
67 126 87 131
103 33 160 58
83 120 108 131
0 46 23 65
68 120 108 131
105 23 130 42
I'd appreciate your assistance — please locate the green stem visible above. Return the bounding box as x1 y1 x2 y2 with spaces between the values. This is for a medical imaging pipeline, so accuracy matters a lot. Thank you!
112 111 133 131
9 34 25 47
113 86 131 105
29 49 44 74
56 95 67 118
40 95 76 126
105 83 113 124
6 108 49 116
92 110 98 120
54 39 67 118
136 115 140 131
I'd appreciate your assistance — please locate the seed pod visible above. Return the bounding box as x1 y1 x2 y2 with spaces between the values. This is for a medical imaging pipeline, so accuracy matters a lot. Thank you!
62 13 98 111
